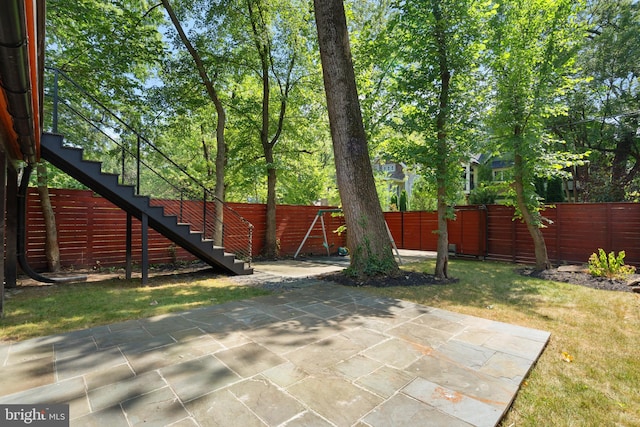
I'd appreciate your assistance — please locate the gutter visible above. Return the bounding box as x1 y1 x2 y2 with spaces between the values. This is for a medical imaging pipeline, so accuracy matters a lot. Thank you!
0 0 40 164
1 1 82 284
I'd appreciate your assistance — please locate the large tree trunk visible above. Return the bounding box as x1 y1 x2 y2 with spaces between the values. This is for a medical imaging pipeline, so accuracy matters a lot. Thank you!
314 0 399 278
37 163 60 272
513 151 550 270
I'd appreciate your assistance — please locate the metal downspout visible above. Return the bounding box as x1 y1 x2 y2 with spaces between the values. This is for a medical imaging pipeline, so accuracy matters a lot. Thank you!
0 0 37 163
17 164 86 283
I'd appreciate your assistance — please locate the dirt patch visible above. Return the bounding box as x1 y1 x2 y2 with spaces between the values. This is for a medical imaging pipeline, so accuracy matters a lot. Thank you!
319 271 458 288
519 267 639 293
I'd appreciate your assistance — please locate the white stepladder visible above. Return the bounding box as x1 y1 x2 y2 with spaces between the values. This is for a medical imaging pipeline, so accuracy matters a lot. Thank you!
294 208 403 264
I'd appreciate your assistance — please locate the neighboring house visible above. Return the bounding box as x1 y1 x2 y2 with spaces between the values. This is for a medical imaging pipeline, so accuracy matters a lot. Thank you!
377 152 581 206
462 154 515 204
372 160 418 206
465 153 582 202
462 154 482 195
377 155 502 205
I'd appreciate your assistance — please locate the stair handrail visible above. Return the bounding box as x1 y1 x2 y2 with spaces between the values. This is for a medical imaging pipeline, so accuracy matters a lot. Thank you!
44 66 253 265
60 98 181 196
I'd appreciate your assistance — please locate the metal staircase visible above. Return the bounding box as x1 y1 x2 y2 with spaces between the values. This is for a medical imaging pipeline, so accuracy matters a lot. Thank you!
40 67 256 277
41 132 252 276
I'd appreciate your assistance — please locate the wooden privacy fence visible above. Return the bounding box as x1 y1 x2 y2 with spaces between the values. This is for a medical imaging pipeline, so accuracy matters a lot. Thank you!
485 203 640 267
384 204 640 267
24 188 640 270
24 188 347 270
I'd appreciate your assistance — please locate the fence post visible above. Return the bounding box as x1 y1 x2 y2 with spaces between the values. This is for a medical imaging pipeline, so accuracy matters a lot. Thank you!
606 203 613 251
136 135 141 195
141 213 148 285
179 191 184 223
248 223 253 267
121 144 126 185
479 205 488 258
52 69 59 133
202 189 207 237
126 214 132 280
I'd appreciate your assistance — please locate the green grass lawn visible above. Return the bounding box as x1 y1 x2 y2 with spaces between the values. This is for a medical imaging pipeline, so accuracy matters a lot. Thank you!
0 272 270 342
1 259 638 426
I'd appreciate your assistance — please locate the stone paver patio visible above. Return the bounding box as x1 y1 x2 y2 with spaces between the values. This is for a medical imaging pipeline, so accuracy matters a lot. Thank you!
0 260 550 426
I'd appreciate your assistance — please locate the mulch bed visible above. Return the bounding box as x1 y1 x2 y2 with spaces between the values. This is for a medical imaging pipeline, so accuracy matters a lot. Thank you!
519 267 639 293
320 265 639 293
319 271 459 288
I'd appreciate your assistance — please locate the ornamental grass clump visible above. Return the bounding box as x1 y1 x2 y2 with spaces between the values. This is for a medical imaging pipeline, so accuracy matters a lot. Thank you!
588 249 636 280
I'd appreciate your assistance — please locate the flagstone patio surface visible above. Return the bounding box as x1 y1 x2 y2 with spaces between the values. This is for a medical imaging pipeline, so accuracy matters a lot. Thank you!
0 257 549 426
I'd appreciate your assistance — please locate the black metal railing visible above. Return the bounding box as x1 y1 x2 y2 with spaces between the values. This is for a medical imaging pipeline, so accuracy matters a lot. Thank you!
43 67 253 264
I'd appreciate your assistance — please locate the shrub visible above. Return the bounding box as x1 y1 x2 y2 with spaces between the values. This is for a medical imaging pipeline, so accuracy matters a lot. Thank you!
588 249 636 280
468 184 498 205
399 190 408 212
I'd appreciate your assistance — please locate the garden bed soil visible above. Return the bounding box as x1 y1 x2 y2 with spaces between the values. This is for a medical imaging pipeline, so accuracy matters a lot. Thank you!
519 266 639 293
321 265 640 293
320 271 459 288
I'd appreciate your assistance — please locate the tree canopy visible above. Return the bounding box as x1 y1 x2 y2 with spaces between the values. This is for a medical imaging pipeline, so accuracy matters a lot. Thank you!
41 0 639 269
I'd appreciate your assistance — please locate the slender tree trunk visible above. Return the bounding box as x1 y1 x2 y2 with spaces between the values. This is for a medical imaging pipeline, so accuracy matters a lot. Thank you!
254 11 278 258
247 0 294 258
314 0 399 278
214 131 227 247
433 0 450 279
162 0 226 246
202 123 227 247
513 150 550 270
264 147 277 257
201 124 213 178
36 163 60 272
435 185 449 277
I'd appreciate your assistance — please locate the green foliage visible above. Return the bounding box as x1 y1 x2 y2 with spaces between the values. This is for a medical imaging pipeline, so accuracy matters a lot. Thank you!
468 184 498 205
382 0 492 208
476 162 494 184
409 175 437 211
535 176 565 203
399 190 408 211
545 177 565 203
588 249 636 280
549 0 640 202
42 0 635 212
345 236 397 279
390 193 398 211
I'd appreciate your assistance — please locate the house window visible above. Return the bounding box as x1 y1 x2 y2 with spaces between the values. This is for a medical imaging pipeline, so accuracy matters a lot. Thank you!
462 164 475 193
493 169 508 182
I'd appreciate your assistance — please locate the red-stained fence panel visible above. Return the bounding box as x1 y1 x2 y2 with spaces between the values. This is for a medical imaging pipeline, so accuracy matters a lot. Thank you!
24 188 640 271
